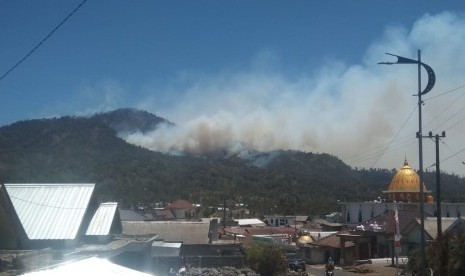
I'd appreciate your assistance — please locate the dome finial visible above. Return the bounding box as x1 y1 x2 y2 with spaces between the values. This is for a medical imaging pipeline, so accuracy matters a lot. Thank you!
404 156 408 166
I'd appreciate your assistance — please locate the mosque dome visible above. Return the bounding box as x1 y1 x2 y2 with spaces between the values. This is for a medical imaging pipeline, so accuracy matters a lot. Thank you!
297 234 314 245
384 158 431 202
388 159 421 192
427 195 434 203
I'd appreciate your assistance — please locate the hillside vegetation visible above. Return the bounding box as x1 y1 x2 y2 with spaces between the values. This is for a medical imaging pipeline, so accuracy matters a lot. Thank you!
0 108 464 216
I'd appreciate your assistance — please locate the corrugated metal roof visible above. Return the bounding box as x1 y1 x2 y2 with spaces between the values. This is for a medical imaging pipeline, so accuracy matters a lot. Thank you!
4 183 95 240
119 209 148 221
122 221 210 244
311 233 354 249
417 217 460 239
233 218 265 226
21 257 153 276
86 202 118 236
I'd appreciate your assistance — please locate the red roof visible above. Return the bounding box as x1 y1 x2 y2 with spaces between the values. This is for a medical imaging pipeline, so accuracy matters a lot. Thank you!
154 209 175 220
312 232 354 249
166 199 194 209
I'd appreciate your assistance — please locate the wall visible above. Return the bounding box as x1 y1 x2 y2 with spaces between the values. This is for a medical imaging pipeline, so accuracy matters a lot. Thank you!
152 255 244 275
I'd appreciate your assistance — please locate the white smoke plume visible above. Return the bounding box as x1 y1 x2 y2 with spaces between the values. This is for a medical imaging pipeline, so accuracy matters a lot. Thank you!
126 12 465 175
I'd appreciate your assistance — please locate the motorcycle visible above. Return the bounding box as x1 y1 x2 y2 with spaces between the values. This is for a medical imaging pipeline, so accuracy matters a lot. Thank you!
325 266 334 276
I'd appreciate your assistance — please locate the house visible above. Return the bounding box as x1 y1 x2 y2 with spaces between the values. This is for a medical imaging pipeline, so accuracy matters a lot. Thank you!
0 183 98 249
264 215 297 227
302 232 355 265
165 199 196 220
233 218 266 227
328 209 420 265
122 219 247 274
341 160 465 225
153 208 175 220
0 183 156 275
403 217 465 246
85 202 123 243
222 226 296 247
122 220 211 244
336 159 465 265
313 218 343 231
119 209 149 221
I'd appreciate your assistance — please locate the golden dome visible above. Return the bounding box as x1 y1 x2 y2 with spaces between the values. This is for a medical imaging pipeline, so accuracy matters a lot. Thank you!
388 159 423 192
427 195 434 203
297 235 314 245
384 158 431 202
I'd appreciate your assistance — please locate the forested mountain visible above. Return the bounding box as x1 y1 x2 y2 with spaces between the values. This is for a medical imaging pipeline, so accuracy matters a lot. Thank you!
0 108 464 216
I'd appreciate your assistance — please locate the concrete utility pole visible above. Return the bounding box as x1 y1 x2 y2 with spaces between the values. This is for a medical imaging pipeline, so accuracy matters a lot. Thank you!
421 131 446 275
424 131 446 238
286 193 299 240
379 50 436 275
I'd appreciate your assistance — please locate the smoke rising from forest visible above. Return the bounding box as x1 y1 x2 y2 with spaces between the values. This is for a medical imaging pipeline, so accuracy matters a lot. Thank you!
125 12 465 174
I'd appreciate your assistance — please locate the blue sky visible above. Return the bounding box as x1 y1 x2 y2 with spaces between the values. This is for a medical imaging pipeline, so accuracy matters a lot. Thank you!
1 1 465 174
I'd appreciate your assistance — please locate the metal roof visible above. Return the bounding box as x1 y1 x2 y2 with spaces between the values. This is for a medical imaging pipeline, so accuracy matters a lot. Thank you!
21 257 153 276
86 202 118 236
233 218 265 226
4 183 95 240
118 209 149 221
122 221 210 244
416 217 462 239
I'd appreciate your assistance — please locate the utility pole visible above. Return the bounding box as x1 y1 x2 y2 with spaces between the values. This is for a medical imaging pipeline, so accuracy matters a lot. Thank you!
421 130 446 275
429 131 446 238
379 50 436 275
286 193 299 241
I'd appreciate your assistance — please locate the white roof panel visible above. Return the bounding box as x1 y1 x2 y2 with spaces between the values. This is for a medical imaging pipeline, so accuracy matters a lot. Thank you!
21 257 153 276
234 218 265 226
86 202 118 236
4 183 95 240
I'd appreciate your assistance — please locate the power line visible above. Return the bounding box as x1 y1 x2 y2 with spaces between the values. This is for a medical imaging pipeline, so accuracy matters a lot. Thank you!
371 106 417 167
349 140 417 165
343 106 417 166
436 143 465 166
9 195 87 210
424 83 465 102
424 86 465 131
348 83 465 167
425 139 465 170
0 0 90 82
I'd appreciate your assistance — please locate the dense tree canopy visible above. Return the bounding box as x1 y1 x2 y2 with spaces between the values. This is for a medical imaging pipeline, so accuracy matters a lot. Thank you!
0 109 464 216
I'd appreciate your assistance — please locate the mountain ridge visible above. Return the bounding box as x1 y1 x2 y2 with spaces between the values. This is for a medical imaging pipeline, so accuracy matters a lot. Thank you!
0 108 464 216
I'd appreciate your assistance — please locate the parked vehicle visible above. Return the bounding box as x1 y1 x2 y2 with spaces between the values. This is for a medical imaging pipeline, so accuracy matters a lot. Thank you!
288 259 306 272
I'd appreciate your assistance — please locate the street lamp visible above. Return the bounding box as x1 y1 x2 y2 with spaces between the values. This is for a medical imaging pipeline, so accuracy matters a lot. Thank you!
379 50 436 275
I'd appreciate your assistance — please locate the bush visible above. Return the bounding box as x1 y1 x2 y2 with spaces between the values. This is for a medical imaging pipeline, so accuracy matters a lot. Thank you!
245 244 287 276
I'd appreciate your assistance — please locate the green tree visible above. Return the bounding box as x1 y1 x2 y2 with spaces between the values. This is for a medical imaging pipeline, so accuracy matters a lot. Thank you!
245 243 287 276
449 232 465 275
408 233 465 275
426 237 449 275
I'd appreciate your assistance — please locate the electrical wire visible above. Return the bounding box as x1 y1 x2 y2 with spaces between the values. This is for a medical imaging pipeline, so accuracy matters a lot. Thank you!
370 106 417 167
423 86 465 131
436 145 465 167
344 82 465 168
423 83 465 102
425 139 465 170
420 83 465 171
0 0 90 82
9 195 88 210
342 106 417 166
